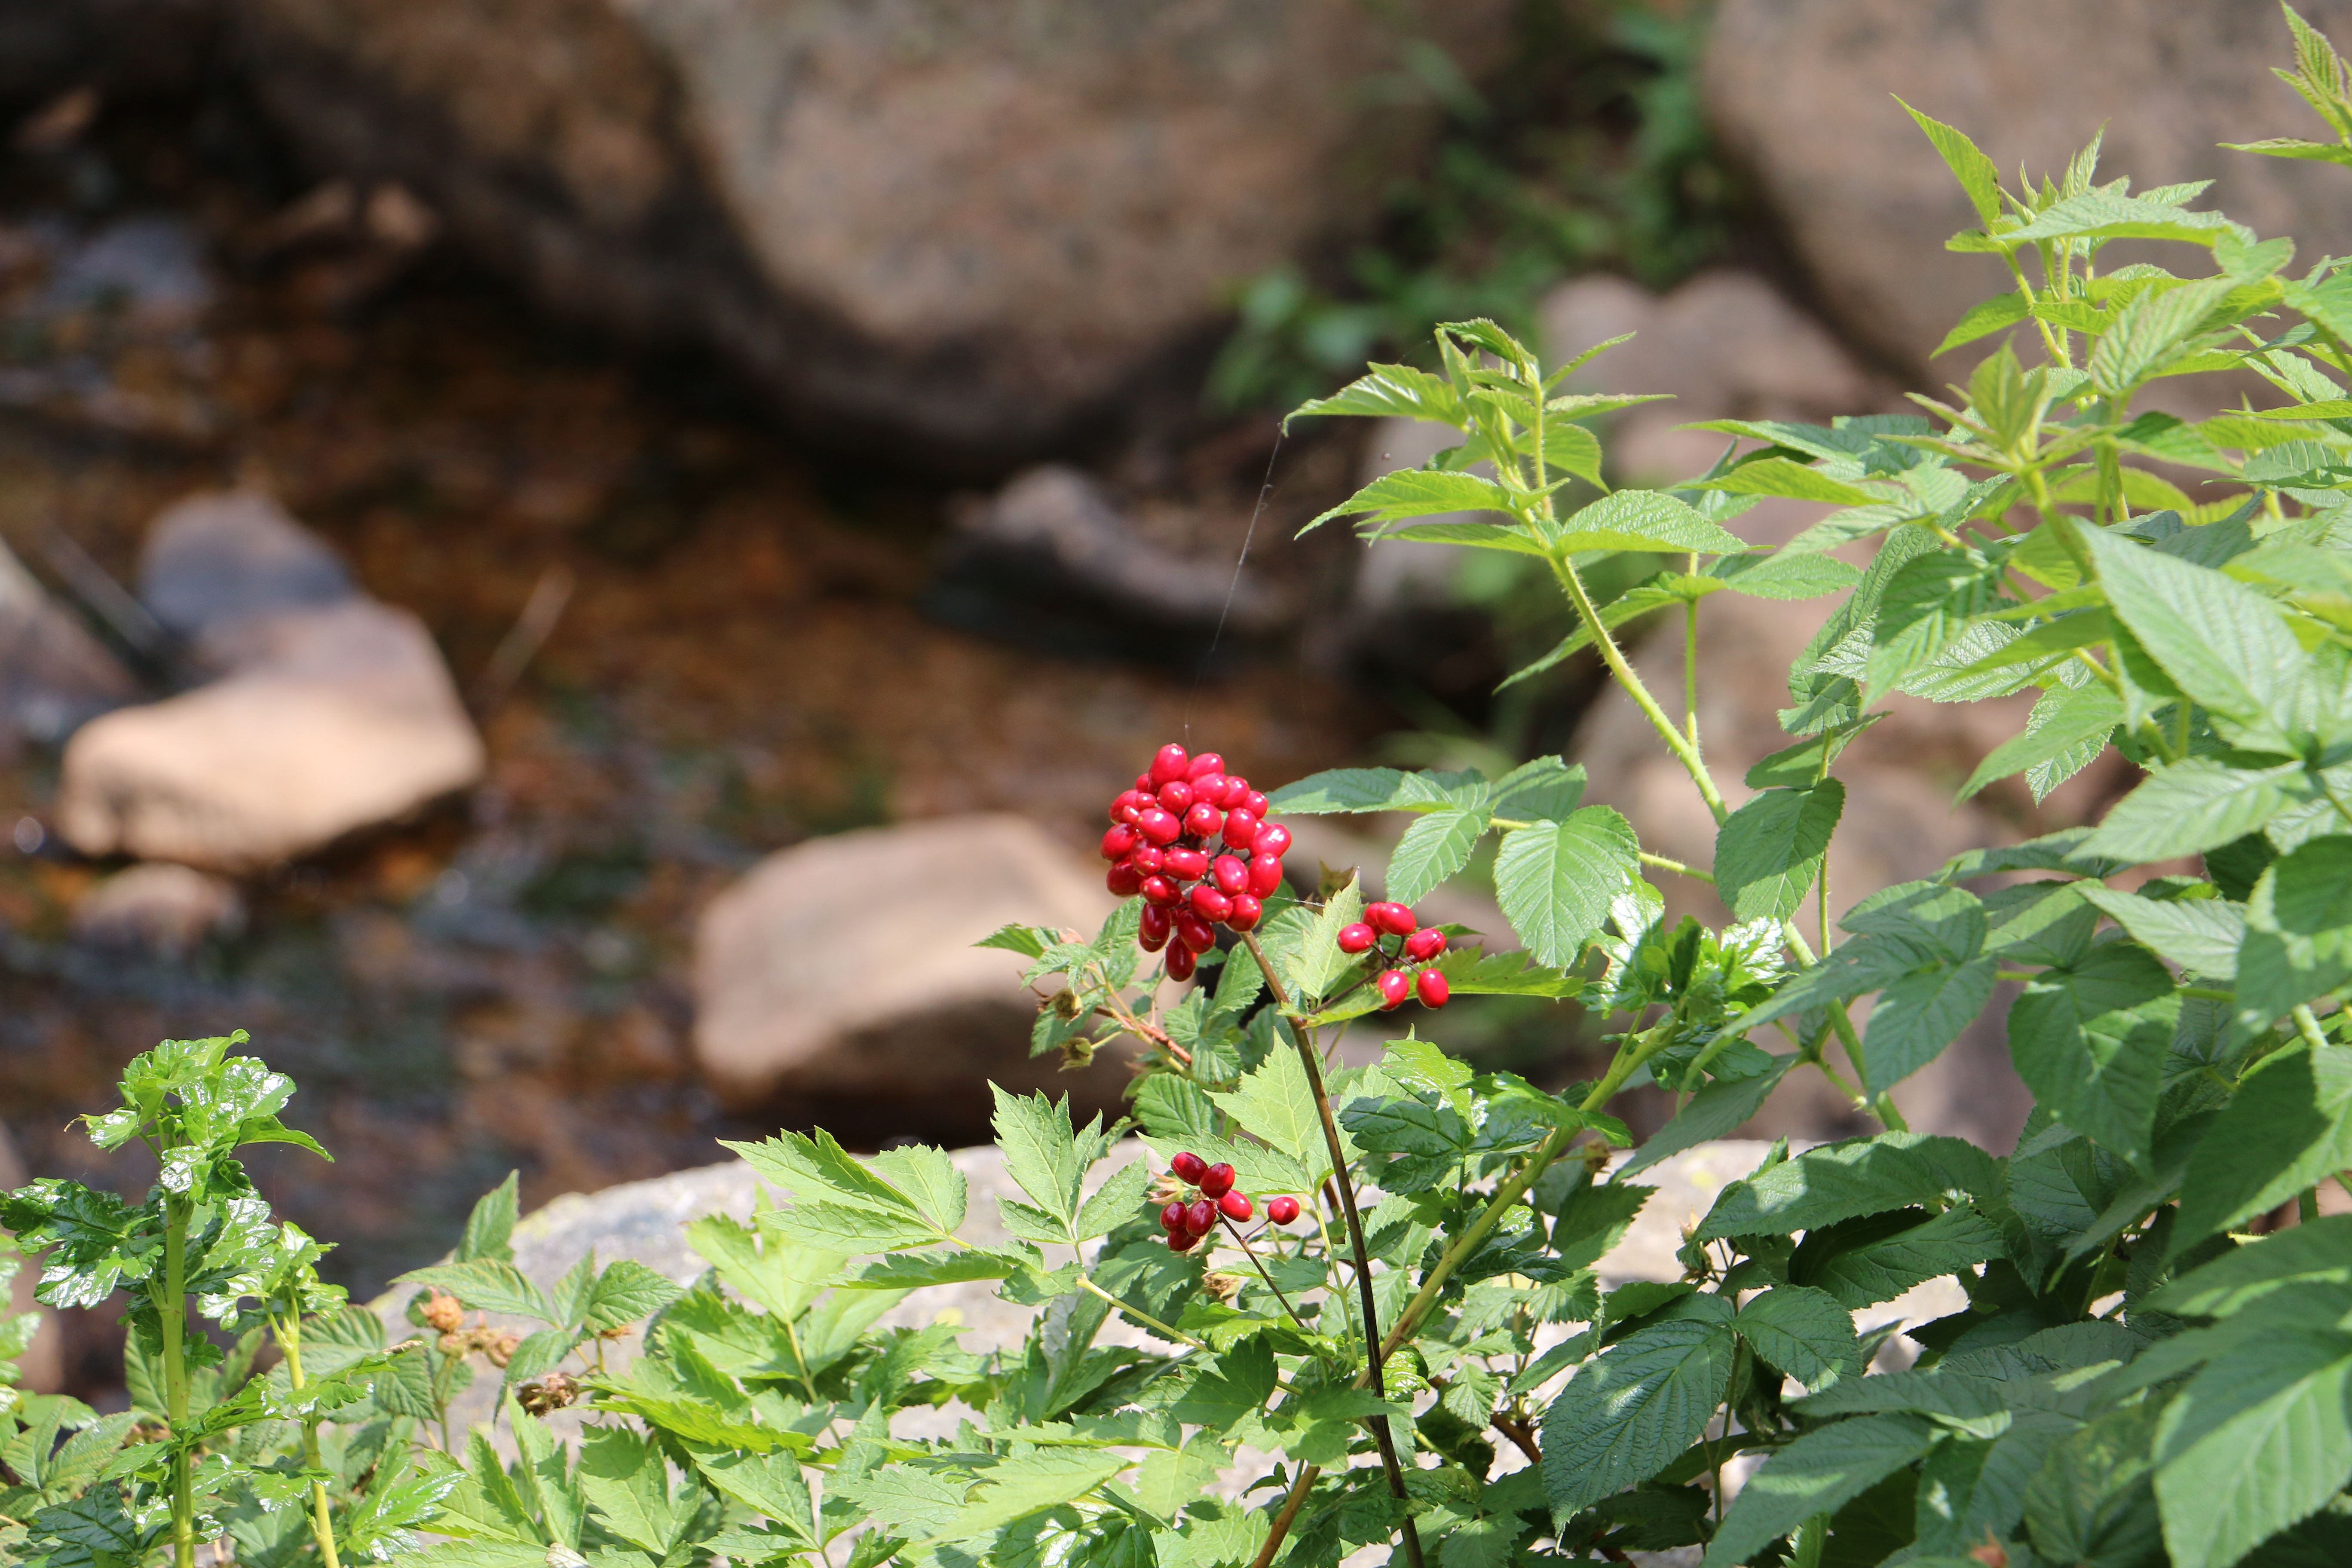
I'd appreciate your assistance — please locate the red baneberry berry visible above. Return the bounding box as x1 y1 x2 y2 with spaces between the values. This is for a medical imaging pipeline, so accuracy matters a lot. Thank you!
1101 824 1139 861
1107 863 1144 897
1165 847 1209 881
1225 893 1263 931
1139 905 1173 951
1367 901 1418 937
1211 855 1249 895
1185 802 1225 839
1186 753 1225 781
1243 790 1270 817
1217 775 1250 809
1198 1163 1235 1198
1170 1151 1207 1184
1415 970 1450 1008
1184 1199 1217 1235
1188 885 1233 923
1404 928 1446 962
1130 844 1165 875
1218 1190 1253 1222
1247 854 1285 897
1137 807 1182 847
1377 968 1411 1008
1165 942 1197 981
1253 823 1292 860
1190 772 1228 803
1150 744 1190 785
1221 808 1260 850
1161 1201 1187 1233
1141 875 1179 906
1266 1195 1300 1225
1337 922 1377 954
1169 1230 1198 1252
1175 910 1216 952
1157 780 1194 814
1111 790 1148 824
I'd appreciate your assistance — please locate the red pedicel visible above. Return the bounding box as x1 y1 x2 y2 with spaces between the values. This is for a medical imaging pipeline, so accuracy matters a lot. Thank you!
1150 744 1191 786
1267 1195 1301 1225
1225 893 1263 931
1198 1162 1235 1198
1247 854 1285 897
1170 1151 1207 1184
1218 1190 1253 1222
1404 928 1447 962
1416 969 1451 1008
1377 968 1411 1008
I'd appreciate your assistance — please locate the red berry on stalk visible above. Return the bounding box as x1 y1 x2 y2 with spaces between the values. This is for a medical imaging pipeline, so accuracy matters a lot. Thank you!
1161 1201 1187 1232
1212 854 1250 895
1108 790 1141 825
1142 875 1179 906
1222 808 1260 850
1190 772 1228 803
1185 802 1225 839
1165 942 1197 981
1337 922 1377 955
1170 1151 1207 1184
1130 844 1165 875
1218 775 1250 808
1244 790 1270 818
1253 822 1292 860
1225 893 1263 931
1101 824 1139 861
1139 905 1173 951
1377 968 1411 1009
1169 1230 1198 1252
1176 910 1216 952
1185 1199 1217 1235
1404 928 1447 962
1108 863 1144 897
1247 854 1285 897
1218 1190 1253 1222
1150 744 1191 786
1266 1195 1301 1225
1198 1162 1235 1198
1189 885 1233 923
1137 807 1182 847
1416 969 1451 1008
1367 902 1418 937
1157 780 1194 814
1165 846 1209 880
1187 753 1226 781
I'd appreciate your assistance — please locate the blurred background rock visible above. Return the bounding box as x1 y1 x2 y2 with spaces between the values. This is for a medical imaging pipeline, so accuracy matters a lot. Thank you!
0 0 2312 1396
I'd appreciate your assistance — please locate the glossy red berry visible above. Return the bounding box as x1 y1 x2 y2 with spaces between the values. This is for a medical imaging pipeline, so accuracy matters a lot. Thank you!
1129 844 1166 876
1404 928 1447 962
1377 968 1411 1009
1185 1199 1217 1235
1108 862 1144 897
1367 902 1418 937
1188 885 1233 924
1337 923 1377 954
1165 942 1197 981
1139 905 1173 950
1150 744 1191 786
1161 1201 1187 1233
1137 807 1182 847
1170 1151 1207 1184
1142 875 1179 906
1247 854 1285 897
1165 846 1209 881
1225 893 1263 931
1187 753 1226 781
1222 808 1260 850
1157 779 1194 815
1416 969 1451 1008
1185 802 1225 839
1198 1162 1235 1199
1218 775 1250 808
1169 1230 1198 1252
1190 772 1228 804
1218 1190 1253 1222
1253 822 1292 860
1101 824 1139 861
1176 910 1216 952
1109 790 1145 824
1243 790 1270 818
1266 1195 1301 1225
1211 854 1250 895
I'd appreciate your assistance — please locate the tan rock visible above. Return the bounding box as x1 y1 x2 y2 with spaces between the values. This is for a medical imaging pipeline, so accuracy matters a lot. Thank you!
70 862 246 956
692 813 1122 1113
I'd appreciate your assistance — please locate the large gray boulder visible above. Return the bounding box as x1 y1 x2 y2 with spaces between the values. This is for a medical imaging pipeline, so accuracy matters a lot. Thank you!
56 491 483 871
692 813 1124 1121
1706 0 2352 378
227 0 1514 460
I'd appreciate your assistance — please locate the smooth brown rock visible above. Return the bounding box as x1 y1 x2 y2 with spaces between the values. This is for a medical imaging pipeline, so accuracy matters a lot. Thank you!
230 0 1513 459
1706 0 2352 377
692 813 1123 1117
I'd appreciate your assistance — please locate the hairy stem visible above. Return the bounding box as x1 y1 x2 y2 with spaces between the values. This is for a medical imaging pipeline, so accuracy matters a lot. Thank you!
1074 1276 1208 1352
159 1197 195 1568
1547 551 1730 824
278 1308 346 1568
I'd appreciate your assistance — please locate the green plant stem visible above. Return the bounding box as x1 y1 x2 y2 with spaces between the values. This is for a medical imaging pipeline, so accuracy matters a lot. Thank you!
1637 851 1715 883
2294 1004 2332 1054
277 1310 345 1568
1547 550 1730 824
1218 1218 1309 1335
1683 556 1701 749
160 1196 195 1568
1239 931 1424 1568
1073 1277 1207 1353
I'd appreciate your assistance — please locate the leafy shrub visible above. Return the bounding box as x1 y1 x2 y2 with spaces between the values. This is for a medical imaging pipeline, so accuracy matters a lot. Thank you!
10 8 2352 1566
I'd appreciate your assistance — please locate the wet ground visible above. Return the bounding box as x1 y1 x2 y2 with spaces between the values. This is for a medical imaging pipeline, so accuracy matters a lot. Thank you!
0 100 1428 1387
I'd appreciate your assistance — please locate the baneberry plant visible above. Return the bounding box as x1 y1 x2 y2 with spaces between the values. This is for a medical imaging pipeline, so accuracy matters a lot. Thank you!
9 7 2352 1565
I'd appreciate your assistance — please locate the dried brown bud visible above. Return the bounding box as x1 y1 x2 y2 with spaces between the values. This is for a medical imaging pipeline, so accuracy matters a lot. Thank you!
1147 1173 1185 1206
1968 1537 2008 1568
518 1372 579 1415
486 1331 520 1369
421 1289 465 1333
1201 1271 1247 1305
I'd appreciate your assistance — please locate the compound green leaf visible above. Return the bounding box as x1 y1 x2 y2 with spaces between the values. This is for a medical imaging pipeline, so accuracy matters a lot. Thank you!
1305 469 1517 535
1862 956 2000 1090
1697 1134 1998 1241
1901 99 2005 226
1687 458 1883 508
1493 808 1638 968
2083 759 2305 864
2236 836 2352 1034
1543 490 1746 556
2155 1327 2352 1568
1387 805 1491 905
2006 944 2180 1168
1714 781 1844 923
2174 1041 2352 1248
1735 1286 1863 1393
1703 1413 1939 1568
1542 1313 1736 1522
2078 886 2244 980
2151 1217 2352 1318
1286 364 1464 430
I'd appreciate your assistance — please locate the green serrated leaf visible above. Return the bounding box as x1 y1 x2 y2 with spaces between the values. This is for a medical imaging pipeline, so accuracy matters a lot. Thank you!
1714 781 1844 923
1493 808 1638 968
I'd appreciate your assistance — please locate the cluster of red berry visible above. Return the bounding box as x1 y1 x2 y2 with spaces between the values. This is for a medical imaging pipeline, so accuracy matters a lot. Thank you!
1158 1150 1302 1252
1339 901 1452 1010
1101 744 1292 981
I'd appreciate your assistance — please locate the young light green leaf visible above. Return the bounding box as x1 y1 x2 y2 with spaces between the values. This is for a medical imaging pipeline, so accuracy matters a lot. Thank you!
1935 293 2034 357
2077 886 2244 979
1386 805 1491 905
1900 98 2005 227
1493 808 1638 968
1686 457 1885 508
1210 1047 1329 1171
1959 683 2122 802
989 1088 1088 1229
1543 490 1747 555
1284 874 1365 1002
1303 469 1518 536
1285 364 1464 431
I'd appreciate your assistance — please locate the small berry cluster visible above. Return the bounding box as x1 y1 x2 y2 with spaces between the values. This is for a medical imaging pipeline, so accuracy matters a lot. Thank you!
1338 901 1452 1010
1157 1150 1302 1252
1101 744 1292 981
